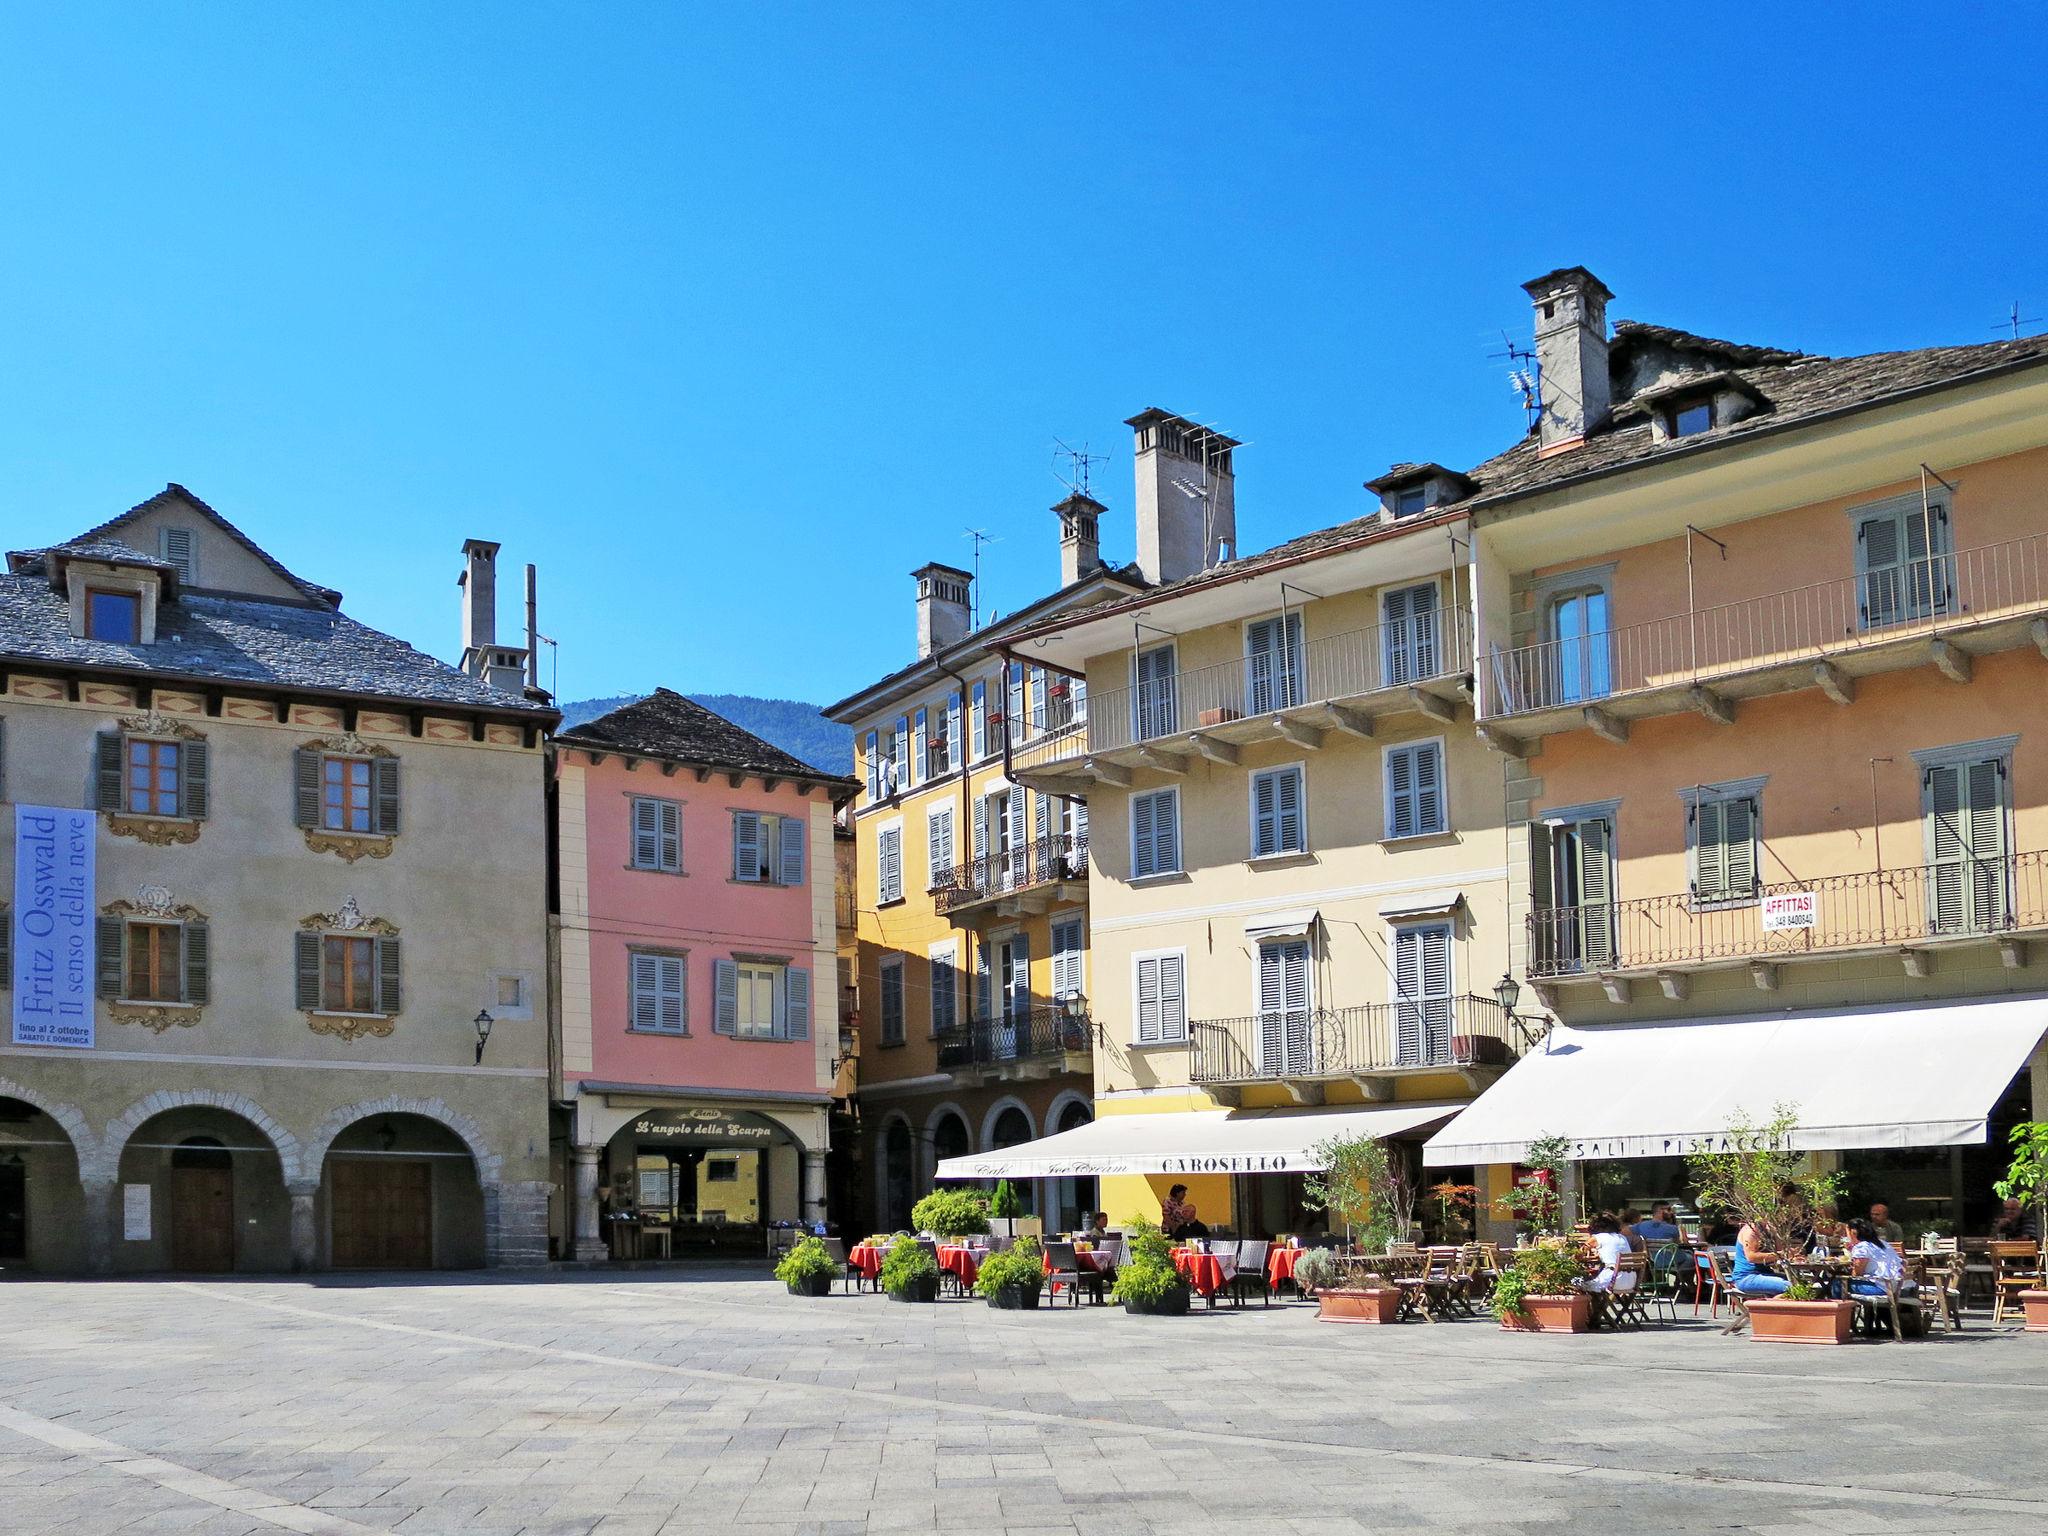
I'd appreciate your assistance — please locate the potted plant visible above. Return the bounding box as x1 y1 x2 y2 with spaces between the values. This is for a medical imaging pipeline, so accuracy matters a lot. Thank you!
1489 1244 1590 1332
973 1239 1046 1310
1430 1181 1480 1244
1109 1218 1190 1316
881 1239 941 1303
1688 1106 1853 1345
1301 1132 1412 1323
911 1188 991 1242
1493 1132 1572 1240
1993 1121 2048 1332
1290 1246 1341 1300
773 1235 842 1298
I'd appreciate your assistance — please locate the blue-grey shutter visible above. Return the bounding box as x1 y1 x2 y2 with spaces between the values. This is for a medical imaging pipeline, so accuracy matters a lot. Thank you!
96 915 125 997
945 692 962 772
1388 745 1416 839
95 730 125 812
632 798 660 868
714 958 738 1035
778 813 806 886
1276 766 1304 852
293 749 321 828
1253 771 1278 857
373 755 401 835
971 681 987 759
1413 743 1443 835
783 966 811 1041
631 953 660 1030
1132 791 1156 877
912 708 928 784
732 811 760 882
658 800 681 871
182 920 209 1006
0 902 9 987
660 955 685 1033
178 740 209 820
374 936 402 1016
1155 791 1179 873
1158 953 1185 1041
975 940 992 1021
294 931 321 1010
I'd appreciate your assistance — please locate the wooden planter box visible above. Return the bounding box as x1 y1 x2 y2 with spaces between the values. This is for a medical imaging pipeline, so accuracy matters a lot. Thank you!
1197 707 1243 727
2021 1290 2048 1332
1317 1287 1403 1324
785 1273 834 1298
1746 1297 1856 1344
985 1284 1042 1310
1499 1292 1590 1333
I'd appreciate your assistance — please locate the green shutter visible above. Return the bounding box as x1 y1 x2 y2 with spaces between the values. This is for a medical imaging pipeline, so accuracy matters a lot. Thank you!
293 749 321 828
1576 818 1615 968
1723 796 1758 900
182 920 210 1006
1931 758 2011 934
179 740 209 820
96 915 125 997
294 931 322 1010
95 731 125 812
1692 799 1726 901
1527 822 1556 971
373 755 401 835
374 936 402 1016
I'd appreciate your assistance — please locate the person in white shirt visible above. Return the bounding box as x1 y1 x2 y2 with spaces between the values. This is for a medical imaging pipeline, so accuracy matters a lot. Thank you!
1847 1217 1908 1298
1580 1214 1638 1294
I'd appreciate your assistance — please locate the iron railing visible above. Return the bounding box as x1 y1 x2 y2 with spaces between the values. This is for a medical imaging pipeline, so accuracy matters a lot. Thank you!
931 831 1088 914
936 999 1093 1069
1527 850 2048 978
1188 995 1517 1085
1487 531 2048 718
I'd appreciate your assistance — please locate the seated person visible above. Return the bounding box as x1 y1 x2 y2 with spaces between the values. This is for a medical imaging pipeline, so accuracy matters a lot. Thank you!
1087 1211 1111 1241
1615 1208 1646 1252
1992 1196 2040 1241
1846 1217 1910 1297
1577 1215 1638 1295
1633 1202 1682 1243
1867 1202 1904 1246
1159 1185 1209 1241
1731 1219 1791 1298
1702 1208 1742 1246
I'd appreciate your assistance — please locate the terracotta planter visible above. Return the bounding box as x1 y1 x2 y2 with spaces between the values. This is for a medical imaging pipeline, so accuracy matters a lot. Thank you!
2021 1290 2048 1333
1499 1292 1590 1333
985 1284 1042 1310
1317 1287 1404 1324
785 1273 834 1298
1746 1297 1856 1344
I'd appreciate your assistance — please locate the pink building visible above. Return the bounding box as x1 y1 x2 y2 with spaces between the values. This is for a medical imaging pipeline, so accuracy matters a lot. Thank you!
549 690 856 1260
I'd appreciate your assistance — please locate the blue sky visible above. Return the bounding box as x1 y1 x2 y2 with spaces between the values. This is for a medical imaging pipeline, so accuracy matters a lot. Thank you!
3 7 2044 707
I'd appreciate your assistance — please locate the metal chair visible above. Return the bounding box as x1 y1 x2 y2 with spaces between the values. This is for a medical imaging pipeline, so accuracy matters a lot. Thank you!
820 1237 855 1294
1044 1240 1100 1306
1228 1241 1271 1306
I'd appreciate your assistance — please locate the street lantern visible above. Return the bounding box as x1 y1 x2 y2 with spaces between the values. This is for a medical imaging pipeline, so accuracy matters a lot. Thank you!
1493 972 1522 1018
473 1009 495 1065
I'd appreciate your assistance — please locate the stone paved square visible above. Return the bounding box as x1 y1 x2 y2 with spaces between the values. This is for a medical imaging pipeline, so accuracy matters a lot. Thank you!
1 1272 2044 1534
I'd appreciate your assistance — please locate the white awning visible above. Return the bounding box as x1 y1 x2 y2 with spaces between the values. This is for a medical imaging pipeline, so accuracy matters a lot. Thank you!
936 1101 1462 1179
1244 908 1319 942
1378 888 1464 920
1423 995 2048 1166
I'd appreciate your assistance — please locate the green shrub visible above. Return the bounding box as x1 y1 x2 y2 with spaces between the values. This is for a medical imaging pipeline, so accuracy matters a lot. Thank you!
881 1239 940 1298
990 1179 1022 1219
1488 1245 1585 1322
1291 1246 1341 1294
1122 1215 1172 1267
1110 1256 1185 1307
911 1188 991 1238
773 1236 841 1288
972 1240 1045 1300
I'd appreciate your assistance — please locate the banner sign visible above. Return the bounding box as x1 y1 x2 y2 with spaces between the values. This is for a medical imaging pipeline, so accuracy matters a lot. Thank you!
1760 891 1818 932
12 806 96 1049
630 1108 778 1145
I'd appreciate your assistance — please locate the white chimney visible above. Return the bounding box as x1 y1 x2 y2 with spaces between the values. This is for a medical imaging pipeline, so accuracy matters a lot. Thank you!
1523 266 1613 452
913 562 973 658
1127 408 1238 585
1054 491 1104 587
459 538 531 695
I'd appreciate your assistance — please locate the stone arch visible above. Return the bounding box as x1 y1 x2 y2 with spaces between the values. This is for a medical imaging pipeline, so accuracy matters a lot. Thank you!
874 1111 915 1233
921 1100 972 1184
978 1095 1036 1153
97 1088 299 1185
1045 1090 1092 1134
304 1096 499 1187
0 1076 96 1171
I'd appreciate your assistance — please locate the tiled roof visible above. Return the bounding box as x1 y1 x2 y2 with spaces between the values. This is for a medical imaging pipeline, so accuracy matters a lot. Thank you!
559 688 854 784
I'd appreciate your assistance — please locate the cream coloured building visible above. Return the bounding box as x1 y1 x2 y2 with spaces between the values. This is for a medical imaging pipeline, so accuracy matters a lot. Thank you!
0 487 555 1272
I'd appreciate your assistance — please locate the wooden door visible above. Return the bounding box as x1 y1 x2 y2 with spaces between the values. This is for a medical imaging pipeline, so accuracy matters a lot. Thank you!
329 1159 433 1269
170 1165 235 1272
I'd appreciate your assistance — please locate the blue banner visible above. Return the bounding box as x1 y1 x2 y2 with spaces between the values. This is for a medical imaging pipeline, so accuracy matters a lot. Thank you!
12 805 96 1048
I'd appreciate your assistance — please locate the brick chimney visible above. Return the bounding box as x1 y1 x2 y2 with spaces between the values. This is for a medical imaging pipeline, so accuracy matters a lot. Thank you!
1127 408 1238 585
913 562 973 658
1054 491 1104 587
1523 267 1613 453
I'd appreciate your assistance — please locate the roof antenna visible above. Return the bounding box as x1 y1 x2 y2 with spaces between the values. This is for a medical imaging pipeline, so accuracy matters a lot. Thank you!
962 527 998 628
1491 330 1543 427
1051 438 1106 501
1996 301 2042 340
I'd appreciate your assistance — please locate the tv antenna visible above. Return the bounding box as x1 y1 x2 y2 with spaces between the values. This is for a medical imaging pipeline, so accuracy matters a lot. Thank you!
1490 330 1543 427
1996 300 2043 340
1051 438 1106 501
962 527 998 626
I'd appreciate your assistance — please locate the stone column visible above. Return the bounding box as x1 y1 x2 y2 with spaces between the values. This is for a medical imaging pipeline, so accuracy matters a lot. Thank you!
572 1145 608 1261
81 1177 118 1275
802 1147 829 1231
288 1181 320 1273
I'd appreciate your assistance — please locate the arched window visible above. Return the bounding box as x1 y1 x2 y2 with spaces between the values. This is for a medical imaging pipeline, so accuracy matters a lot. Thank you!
930 1113 969 1172
883 1120 915 1231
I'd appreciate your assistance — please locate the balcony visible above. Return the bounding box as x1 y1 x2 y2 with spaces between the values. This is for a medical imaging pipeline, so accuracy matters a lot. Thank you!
1528 850 2048 997
931 832 1088 919
1187 995 1519 1107
1484 533 2048 743
1012 608 1473 792
936 998 1094 1083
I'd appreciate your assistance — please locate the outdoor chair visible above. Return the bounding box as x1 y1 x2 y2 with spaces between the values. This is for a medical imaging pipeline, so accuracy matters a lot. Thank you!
1851 1274 1924 1341
1707 1246 1753 1335
819 1237 854 1293
1690 1248 1726 1318
1915 1252 1966 1332
1604 1254 1654 1329
1044 1240 1101 1306
1228 1241 1271 1306
1989 1240 2040 1324
1456 1243 1498 1302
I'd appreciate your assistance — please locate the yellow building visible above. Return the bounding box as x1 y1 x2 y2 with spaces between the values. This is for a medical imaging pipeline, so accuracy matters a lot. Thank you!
823 502 1142 1232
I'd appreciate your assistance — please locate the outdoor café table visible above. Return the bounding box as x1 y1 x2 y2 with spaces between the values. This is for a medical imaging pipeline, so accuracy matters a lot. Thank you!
1267 1246 1304 1291
937 1245 983 1290
1171 1247 1238 1303
848 1243 886 1287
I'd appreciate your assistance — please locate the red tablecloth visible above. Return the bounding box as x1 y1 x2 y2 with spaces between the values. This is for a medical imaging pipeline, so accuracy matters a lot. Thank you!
848 1244 885 1280
1267 1247 1304 1287
938 1246 983 1287
1044 1248 1113 1295
1171 1249 1236 1298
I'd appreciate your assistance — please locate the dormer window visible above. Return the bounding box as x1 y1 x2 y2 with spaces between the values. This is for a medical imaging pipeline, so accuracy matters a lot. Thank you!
86 588 141 641
1669 398 1714 438
1365 462 1476 522
1640 372 1769 445
1394 486 1430 518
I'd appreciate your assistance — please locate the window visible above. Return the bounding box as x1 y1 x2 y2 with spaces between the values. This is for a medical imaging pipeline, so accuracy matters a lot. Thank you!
1392 922 1453 1067
99 730 209 820
491 972 533 1018
1531 811 1615 971
1134 951 1186 1044
1250 765 1306 858
127 739 180 816
876 822 903 904
323 758 373 832
878 957 905 1045
890 717 909 793
1384 740 1446 839
629 951 687 1033
1258 938 1313 1075
294 928 400 1015
1687 782 1762 906
631 796 683 872
863 730 881 801
1133 643 1178 741
970 680 988 760
733 811 805 885
85 588 140 642
292 748 397 836
927 694 958 779
96 917 209 1006
1029 667 1047 733
1923 750 2010 935
714 957 811 1041
732 962 779 1040
1051 916 1084 1002
1131 788 1181 878
1244 612 1304 713
705 1158 739 1183
1394 485 1429 517
1382 581 1440 686
929 943 958 1036
926 806 954 889
1044 670 1077 731
1547 586 1612 704
1007 663 1026 744
1669 399 1713 438
1855 494 1953 630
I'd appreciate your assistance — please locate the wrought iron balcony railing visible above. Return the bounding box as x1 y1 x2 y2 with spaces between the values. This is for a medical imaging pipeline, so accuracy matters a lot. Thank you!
935 998 1093 1070
1486 531 2048 721
1188 995 1517 1086
1527 850 2048 979
931 832 1088 914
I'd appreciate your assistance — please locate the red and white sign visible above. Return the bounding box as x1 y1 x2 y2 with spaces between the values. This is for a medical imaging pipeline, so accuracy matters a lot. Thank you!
1761 891 1818 932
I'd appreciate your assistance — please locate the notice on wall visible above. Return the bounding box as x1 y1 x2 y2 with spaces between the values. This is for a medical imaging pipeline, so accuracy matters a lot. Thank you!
1760 890 1818 933
122 1183 151 1242
11 806 97 1048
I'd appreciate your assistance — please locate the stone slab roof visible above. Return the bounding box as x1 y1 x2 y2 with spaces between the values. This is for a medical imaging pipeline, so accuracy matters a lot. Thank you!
558 688 855 785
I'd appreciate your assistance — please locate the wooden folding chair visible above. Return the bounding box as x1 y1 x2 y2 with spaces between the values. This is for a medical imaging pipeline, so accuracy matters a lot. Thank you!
1708 1247 1751 1336
1990 1240 2040 1325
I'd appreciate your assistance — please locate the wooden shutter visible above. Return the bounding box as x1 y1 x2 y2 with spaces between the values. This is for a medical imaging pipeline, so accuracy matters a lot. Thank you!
784 966 810 1041
972 794 989 868
658 800 681 872
177 740 209 819
1930 759 2009 933
1132 792 1156 877
1008 785 1026 858
714 958 738 1034
1693 795 1757 903
1388 745 1416 839
877 825 901 903
374 936 402 1015
373 756 401 835
1154 790 1178 873
1394 925 1450 1065
1252 771 1278 857
182 920 210 1006
912 708 927 784
95 730 124 812
1576 818 1615 968
292 749 321 827
0 903 9 987
1136 955 1162 1043
930 950 956 1035
631 953 661 1031
733 811 761 882
864 732 880 800
1383 581 1440 685
95 915 125 997
777 813 805 886
1258 942 1287 1072
293 931 321 1010
632 798 661 869
1245 618 1280 713
659 955 685 1033
1051 919 1083 1000
970 682 987 759
1158 952 1185 1041
1276 767 1303 853
974 940 992 1022
1967 759 2010 930
1419 924 1452 1062
1134 644 1178 740
928 808 951 887
1528 822 1557 971
1412 743 1443 835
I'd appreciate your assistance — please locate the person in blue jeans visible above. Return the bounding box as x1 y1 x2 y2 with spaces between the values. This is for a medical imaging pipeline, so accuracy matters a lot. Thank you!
1846 1218 1908 1298
1731 1218 1791 1298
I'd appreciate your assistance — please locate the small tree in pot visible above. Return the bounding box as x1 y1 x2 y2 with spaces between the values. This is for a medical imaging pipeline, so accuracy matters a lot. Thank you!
1109 1217 1190 1316
774 1235 842 1298
1302 1133 1411 1323
1993 1121 2048 1332
1493 1132 1572 1240
1489 1244 1589 1332
911 1188 991 1241
973 1239 1046 1310
881 1240 941 1303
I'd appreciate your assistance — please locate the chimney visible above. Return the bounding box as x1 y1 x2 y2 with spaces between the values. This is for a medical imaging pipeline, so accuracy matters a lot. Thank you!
1127 408 1239 585
912 562 973 658
458 538 531 695
1053 491 1104 587
1523 266 1613 453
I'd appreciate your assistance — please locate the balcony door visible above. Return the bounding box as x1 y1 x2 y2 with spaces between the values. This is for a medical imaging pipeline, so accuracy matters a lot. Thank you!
1925 756 2010 936
1857 496 1953 631
1531 816 1616 972
986 786 1027 892
1133 643 1178 744
1257 939 1314 1076
1547 587 1611 705
1382 581 1441 687
1245 612 1304 715
996 933 1030 1059
1392 923 1453 1068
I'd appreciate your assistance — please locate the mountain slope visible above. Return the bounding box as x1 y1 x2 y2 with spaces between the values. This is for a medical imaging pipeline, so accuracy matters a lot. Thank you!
558 693 851 775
